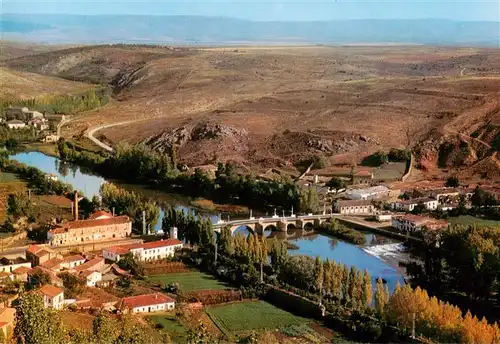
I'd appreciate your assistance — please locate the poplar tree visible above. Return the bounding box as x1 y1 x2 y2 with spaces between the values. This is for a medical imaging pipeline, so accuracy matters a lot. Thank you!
341 265 350 304
314 257 324 303
375 277 389 317
362 269 373 309
323 259 332 296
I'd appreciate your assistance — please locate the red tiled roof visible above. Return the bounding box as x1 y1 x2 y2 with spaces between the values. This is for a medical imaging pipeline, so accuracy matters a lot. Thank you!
104 243 144 255
354 170 372 177
88 211 113 220
73 258 104 272
50 216 131 233
26 245 41 255
337 199 373 207
13 266 32 274
40 258 63 270
80 270 100 278
122 293 174 309
139 240 183 250
63 255 86 263
0 272 12 278
0 322 8 328
397 214 434 225
105 240 183 255
39 285 64 298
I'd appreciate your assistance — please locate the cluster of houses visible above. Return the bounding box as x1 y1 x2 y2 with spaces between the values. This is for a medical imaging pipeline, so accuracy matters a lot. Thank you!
332 184 479 234
1 106 64 142
0 206 184 335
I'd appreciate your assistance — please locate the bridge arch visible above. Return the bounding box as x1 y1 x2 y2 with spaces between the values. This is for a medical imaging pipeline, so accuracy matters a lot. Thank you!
232 225 255 237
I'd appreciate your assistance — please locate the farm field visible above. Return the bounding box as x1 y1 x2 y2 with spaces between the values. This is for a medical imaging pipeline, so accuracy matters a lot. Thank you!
149 271 230 291
147 313 188 343
205 300 308 334
448 215 500 227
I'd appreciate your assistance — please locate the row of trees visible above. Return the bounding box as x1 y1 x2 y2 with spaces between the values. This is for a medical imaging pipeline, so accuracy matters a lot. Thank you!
57 141 303 211
99 183 159 233
1 86 110 116
161 207 213 247
405 224 500 303
169 212 500 343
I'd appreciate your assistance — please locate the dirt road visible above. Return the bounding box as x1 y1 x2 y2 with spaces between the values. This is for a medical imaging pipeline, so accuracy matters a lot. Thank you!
86 120 141 152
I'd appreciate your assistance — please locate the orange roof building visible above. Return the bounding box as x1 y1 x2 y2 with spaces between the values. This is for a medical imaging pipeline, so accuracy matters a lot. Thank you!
39 285 65 309
47 211 132 247
103 240 183 263
121 293 175 314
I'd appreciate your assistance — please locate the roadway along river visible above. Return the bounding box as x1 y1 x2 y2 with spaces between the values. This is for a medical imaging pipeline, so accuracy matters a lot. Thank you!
9 151 406 291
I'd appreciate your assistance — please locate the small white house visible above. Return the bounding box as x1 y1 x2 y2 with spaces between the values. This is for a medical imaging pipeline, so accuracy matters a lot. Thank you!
80 270 102 287
0 257 31 273
103 239 183 263
391 197 438 212
39 285 65 309
121 293 175 314
6 120 26 129
60 255 86 270
345 186 391 200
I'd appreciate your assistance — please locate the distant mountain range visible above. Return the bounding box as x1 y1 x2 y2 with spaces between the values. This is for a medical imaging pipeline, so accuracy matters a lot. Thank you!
2 14 499 46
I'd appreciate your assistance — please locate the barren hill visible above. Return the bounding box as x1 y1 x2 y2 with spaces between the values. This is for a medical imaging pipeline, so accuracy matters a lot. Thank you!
3 44 500 181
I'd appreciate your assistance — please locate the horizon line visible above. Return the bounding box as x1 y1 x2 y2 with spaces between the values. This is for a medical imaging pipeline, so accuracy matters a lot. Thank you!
2 13 499 23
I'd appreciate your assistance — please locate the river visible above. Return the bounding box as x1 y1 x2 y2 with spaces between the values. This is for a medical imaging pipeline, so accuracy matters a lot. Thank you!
9 151 406 290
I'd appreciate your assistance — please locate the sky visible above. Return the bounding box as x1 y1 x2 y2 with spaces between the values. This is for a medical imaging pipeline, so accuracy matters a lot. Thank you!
3 0 499 22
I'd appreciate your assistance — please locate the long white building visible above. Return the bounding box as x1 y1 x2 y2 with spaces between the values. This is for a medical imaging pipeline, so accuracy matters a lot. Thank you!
103 239 183 262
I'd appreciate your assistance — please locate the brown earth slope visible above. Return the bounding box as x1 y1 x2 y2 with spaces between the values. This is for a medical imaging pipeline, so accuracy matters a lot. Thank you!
3 45 500 180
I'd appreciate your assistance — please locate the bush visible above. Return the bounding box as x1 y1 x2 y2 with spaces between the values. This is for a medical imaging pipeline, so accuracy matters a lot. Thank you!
319 220 366 245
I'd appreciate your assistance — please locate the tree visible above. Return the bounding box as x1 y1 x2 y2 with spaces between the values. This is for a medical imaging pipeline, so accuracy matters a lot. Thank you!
445 176 460 187
471 187 497 208
92 312 115 344
326 177 346 194
314 257 324 303
58 272 85 298
300 186 319 213
411 203 426 215
15 293 65 344
29 270 51 289
7 191 33 220
362 270 373 309
257 236 268 283
374 278 389 317
186 321 218 344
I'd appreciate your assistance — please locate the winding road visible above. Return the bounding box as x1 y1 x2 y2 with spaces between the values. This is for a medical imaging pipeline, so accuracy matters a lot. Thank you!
86 120 143 152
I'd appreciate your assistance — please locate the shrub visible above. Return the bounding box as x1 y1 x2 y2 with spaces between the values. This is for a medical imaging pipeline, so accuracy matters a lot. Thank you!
319 220 366 245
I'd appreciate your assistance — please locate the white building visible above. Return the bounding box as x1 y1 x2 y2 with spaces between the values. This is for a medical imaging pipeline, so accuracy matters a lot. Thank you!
103 239 183 262
392 214 448 233
39 285 65 309
345 185 391 200
334 200 374 215
391 197 438 212
0 257 31 273
79 270 102 287
121 293 175 314
60 255 86 270
6 120 26 129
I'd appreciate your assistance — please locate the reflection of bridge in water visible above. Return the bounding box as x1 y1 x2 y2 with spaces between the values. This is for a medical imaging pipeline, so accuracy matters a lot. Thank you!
213 213 340 236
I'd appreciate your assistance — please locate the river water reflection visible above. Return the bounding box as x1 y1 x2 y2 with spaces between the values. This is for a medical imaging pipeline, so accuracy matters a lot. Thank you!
10 151 405 289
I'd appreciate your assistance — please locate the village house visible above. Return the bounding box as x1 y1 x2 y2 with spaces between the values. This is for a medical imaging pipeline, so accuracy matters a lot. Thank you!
61 255 86 269
412 187 475 204
0 257 31 273
12 266 32 282
392 214 449 233
103 239 183 263
391 197 438 212
25 245 62 266
0 307 15 341
28 118 49 131
43 134 60 143
39 285 65 309
334 199 374 215
72 257 106 273
47 200 132 247
351 170 373 185
345 185 392 200
6 119 26 129
27 267 64 287
120 293 175 314
79 270 102 287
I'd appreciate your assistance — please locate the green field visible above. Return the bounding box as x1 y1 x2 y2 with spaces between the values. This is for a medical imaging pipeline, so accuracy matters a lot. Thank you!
206 301 308 334
449 215 500 227
147 314 188 343
149 272 229 291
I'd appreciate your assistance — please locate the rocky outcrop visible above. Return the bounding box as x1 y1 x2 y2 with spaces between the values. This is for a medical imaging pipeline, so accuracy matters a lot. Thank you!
143 121 248 153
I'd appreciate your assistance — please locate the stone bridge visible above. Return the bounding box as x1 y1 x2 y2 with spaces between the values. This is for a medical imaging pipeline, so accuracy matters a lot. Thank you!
213 213 340 235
